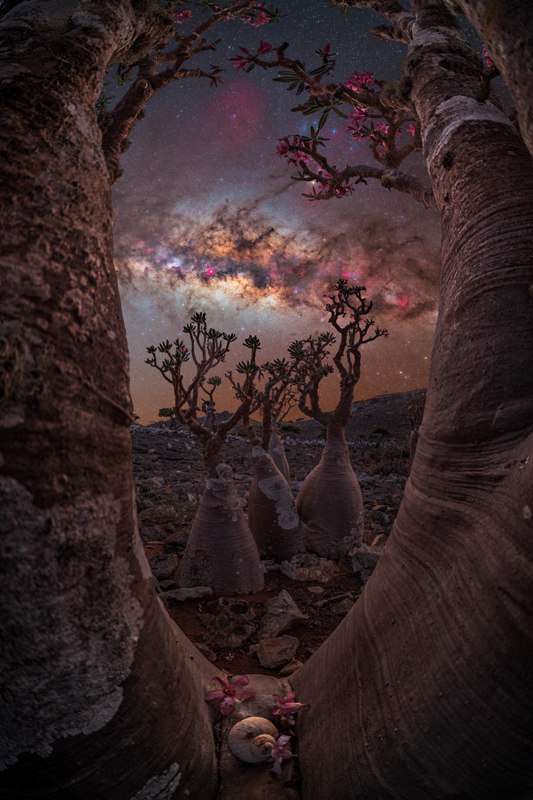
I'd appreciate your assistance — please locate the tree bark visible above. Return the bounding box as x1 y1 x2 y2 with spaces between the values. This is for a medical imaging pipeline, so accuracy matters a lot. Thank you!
293 2 533 797
0 3 218 797
455 0 533 162
178 463 265 595
248 447 305 561
296 422 364 559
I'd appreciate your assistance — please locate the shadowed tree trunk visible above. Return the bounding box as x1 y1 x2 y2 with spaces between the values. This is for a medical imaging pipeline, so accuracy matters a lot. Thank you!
179 460 265 594
296 421 364 558
292 1 533 797
0 3 218 797
248 446 306 561
455 0 533 162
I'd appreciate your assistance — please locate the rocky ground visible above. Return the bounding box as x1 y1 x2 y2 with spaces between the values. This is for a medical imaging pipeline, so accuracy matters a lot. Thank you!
132 389 422 678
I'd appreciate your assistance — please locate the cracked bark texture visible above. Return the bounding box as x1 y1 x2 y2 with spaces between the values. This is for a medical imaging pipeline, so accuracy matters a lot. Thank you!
455 0 533 162
0 3 217 798
248 447 305 562
296 423 364 559
178 463 265 595
293 1 533 797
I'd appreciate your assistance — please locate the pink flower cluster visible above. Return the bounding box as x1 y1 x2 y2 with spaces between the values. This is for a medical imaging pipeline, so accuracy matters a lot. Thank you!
374 121 390 137
347 106 369 139
344 71 374 93
205 674 255 716
272 690 306 726
231 40 272 69
276 135 313 165
271 735 293 776
175 9 192 23
245 2 271 27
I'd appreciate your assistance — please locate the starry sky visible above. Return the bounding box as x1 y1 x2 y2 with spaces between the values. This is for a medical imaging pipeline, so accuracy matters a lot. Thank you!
112 0 441 423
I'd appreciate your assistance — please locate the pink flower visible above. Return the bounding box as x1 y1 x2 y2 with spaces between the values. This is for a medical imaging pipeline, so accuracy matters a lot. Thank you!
230 55 251 70
375 121 390 137
482 46 495 69
344 71 374 93
276 138 290 156
272 691 306 725
258 40 273 54
205 674 255 716
271 735 293 776
175 9 192 23
347 106 368 138
246 2 270 27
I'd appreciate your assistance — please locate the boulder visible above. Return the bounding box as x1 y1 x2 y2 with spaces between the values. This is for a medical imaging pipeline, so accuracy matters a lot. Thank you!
256 636 299 669
259 590 307 639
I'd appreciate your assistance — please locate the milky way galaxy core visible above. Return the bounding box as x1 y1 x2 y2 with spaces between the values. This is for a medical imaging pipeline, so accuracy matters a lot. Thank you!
112 0 441 423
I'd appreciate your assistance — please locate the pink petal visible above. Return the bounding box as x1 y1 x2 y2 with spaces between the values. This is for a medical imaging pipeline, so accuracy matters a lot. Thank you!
219 697 236 716
205 689 225 702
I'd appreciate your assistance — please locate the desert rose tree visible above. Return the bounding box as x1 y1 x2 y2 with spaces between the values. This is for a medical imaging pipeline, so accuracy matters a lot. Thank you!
3 1 533 798
261 357 297 481
246 358 306 561
145 315 264 595
289 280 388 558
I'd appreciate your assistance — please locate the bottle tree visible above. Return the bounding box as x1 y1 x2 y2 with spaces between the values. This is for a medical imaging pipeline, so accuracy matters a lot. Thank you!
288 280 388 559
246 358 306 562
261 357 297 481
146 314 264 595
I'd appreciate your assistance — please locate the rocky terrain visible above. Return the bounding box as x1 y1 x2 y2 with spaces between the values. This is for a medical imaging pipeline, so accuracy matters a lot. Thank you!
133 389 423 677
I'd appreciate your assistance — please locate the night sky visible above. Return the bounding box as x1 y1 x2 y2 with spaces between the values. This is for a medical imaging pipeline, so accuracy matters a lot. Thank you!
112 0 441 423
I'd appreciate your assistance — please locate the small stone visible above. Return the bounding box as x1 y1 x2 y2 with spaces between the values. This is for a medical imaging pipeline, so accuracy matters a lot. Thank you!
371 534 387 548
256 636 299 669
278 659 303 677
307 585 324 595
280 553 341 584
162 586 213 602
522 505 532 520
259 590 307 639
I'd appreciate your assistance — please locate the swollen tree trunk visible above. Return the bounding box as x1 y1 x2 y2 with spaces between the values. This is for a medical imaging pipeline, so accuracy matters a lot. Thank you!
248 447 305 561
268 428 291 482
292 2 533 797
456 0 533 161
296 422 364 559
178 463 264 594
0 4 218 798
